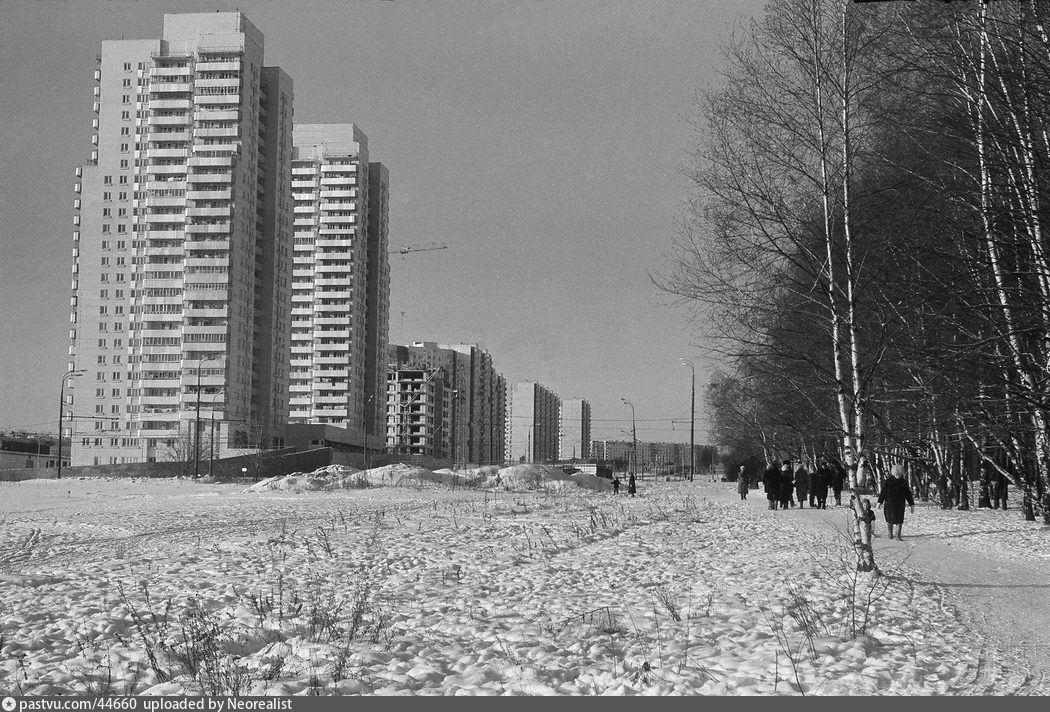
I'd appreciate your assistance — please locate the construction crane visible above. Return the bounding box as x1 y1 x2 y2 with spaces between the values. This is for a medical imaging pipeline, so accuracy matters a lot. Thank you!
389 242 448 255
389 242 449 337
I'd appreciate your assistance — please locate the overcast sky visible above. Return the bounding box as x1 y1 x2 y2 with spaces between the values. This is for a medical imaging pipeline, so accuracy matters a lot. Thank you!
0 0 764 445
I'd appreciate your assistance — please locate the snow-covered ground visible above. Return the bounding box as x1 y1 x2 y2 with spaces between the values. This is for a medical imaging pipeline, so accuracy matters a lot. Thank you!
0 463 1046 696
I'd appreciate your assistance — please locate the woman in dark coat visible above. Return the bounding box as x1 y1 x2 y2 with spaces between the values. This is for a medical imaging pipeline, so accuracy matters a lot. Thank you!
877 465 915 539
810 464 829 509
794 464 810 509
762 462 781 510
737 466 749 500
830 462 847 505
778 463 794 509
628 472 637 497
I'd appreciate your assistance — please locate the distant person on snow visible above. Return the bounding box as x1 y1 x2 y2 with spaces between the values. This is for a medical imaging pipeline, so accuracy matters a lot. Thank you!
811 464 829 509
830 461 847 505
612 476 621 495
628 472 637 497
737 466 749 500
778 463 794 509
993 471 1009 510
762 462 781 510
877 464 915 540
794 463 810 509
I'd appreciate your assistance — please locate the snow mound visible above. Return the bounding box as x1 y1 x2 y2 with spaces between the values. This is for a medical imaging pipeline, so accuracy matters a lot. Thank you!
485 464 610 491
247 464 369 492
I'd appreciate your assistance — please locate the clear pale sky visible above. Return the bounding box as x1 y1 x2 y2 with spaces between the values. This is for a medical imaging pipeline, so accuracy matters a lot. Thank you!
0 0 763 445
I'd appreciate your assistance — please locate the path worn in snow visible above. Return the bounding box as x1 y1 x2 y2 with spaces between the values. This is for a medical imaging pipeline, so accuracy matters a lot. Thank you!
745 492 1050 695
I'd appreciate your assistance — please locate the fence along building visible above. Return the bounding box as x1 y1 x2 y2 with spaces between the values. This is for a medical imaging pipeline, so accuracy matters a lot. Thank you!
68 12 293 465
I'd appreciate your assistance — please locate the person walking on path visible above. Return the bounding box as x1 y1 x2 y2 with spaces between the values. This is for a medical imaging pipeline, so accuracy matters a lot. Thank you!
737 466 749 500
778 463 794 509
811 464 829 509
628 472 637 497
877 464 915 540
794 464 810 509
830 461 847 505
612 476 621 495
762 462 781 510
993 471 1009 510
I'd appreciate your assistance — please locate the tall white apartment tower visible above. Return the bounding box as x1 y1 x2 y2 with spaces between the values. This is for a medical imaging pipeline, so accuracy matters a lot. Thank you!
68 13 294 466
559 398 591 462
288 125 390 437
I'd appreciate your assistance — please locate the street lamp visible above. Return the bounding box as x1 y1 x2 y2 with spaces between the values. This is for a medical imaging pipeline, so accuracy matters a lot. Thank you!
620 397 637 476
194 354 218 479
680 358 696 482
208 386 226 478
57 369 85 479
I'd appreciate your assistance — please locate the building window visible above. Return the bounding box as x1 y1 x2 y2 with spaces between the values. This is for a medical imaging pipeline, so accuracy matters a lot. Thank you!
104 175 113 185
122 94 131 104
123 62 132 71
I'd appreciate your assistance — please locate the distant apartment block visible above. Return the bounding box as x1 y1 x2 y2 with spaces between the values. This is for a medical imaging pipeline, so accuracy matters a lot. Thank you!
507 381 560 464
591 439 708 472
287 125 389 442
558 398 591 462
385 359 449 459
387 343 506 465
68 12 293 466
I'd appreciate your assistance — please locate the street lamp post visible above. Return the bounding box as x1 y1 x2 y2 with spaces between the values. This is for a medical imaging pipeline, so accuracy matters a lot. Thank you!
208 386 226 478
57 369 85 479
621 397 637 476
362 394 374 470
194 354 218 479
681 358 696 482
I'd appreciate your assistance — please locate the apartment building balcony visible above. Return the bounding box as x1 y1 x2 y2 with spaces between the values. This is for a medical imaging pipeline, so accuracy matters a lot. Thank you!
291 267 315 278
194 126 239 139
319 189 356 199
150 82 192 94
319 176 356 186
151 98 192 111
141 394 182 407
194 77 241 89
292 166 317 176
148 148 190 160
195 60 241 72
315 356 350 365
151 66 192 77
195 94 240 105
322 202 356 212
291 293 315 303
187 206 231 218
320 164 357 173
186 188 231 201
292 192 317 202
183 238 229 251
180 375 225 390
146 180 187 192
316 238 354 248
292 205 316 215
183 288 228 301
147 196 185 207
193 109 239 122
184 223 230 234
187 173 233 186
316 264 355 274
150 164 188 176
148 114 191 127
186 256 232 267
188 153 233 166
318 214 356 225
316 290 352 300
147 130 191 142
148 214 186 226
314 329 351 340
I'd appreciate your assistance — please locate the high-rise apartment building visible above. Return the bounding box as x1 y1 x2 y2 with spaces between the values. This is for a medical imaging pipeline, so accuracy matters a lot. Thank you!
507 381 560 464
559 398 591 462
287 125 389 441
68 12 293 466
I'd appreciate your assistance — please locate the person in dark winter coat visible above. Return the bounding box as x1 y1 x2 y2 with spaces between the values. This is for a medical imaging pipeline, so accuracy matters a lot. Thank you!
628 473 637 497
830 462 847 505
612 476 621 495
811 464 829 509
737 466 749 500
778 463 794 509
762 462 781 510
877 465 915 540
993 471 1009 510
794 464 810 509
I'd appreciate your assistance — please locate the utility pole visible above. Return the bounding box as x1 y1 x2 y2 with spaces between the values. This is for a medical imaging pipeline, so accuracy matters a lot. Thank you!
681 358 696 482
621 397 637 476
194 354 217 479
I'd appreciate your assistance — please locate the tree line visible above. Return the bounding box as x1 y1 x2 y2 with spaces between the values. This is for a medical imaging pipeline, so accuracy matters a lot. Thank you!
658 0 1050 564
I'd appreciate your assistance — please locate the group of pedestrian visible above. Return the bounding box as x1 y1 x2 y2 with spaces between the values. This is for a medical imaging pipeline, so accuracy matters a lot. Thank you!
611 473 636 497
759 458 847 510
